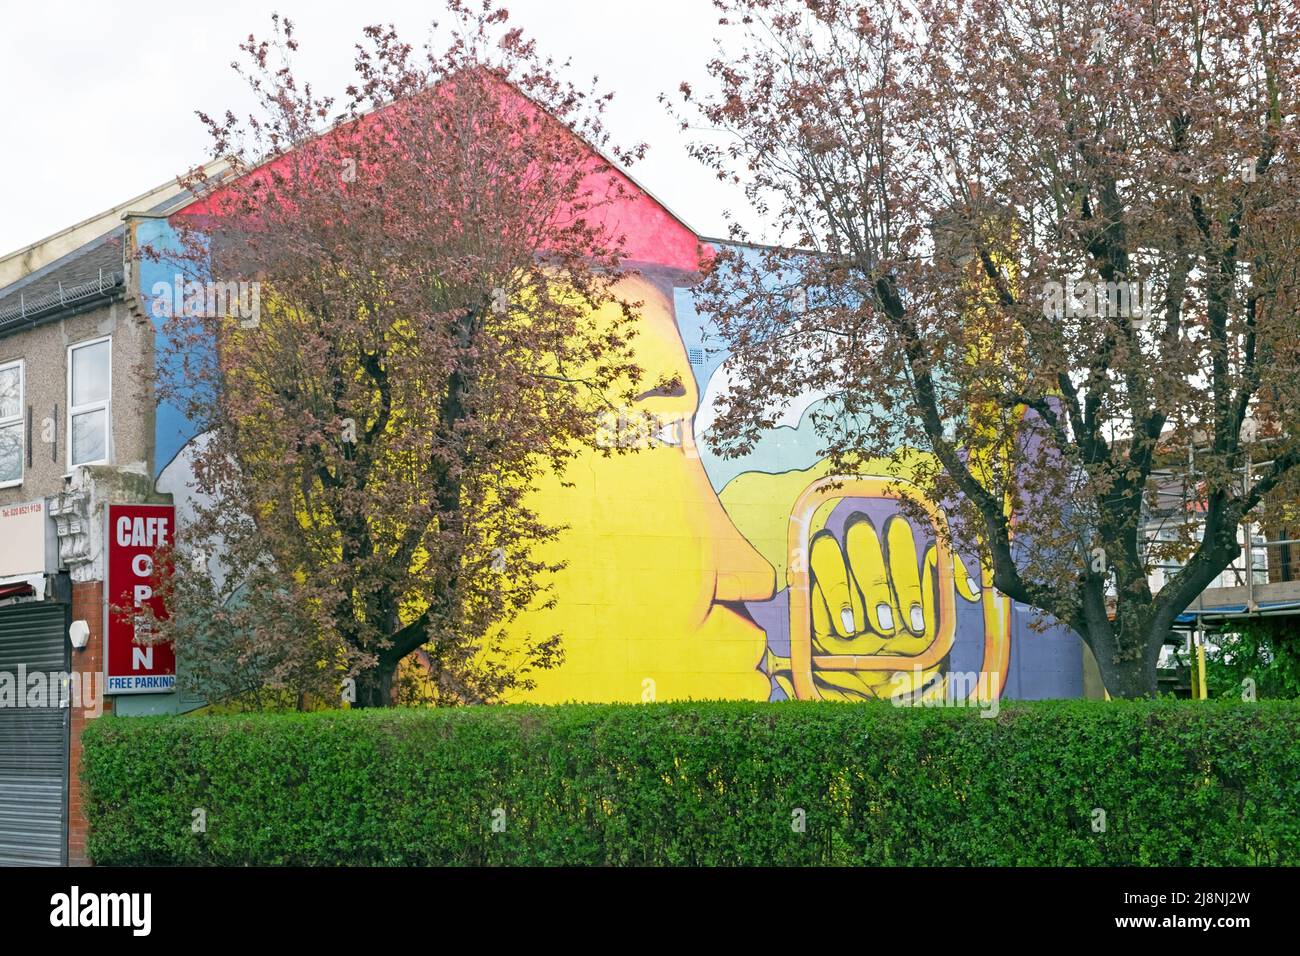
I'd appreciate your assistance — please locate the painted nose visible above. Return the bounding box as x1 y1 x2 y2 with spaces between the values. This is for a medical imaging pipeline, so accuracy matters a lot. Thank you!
680 414 775 605
713 519 776 604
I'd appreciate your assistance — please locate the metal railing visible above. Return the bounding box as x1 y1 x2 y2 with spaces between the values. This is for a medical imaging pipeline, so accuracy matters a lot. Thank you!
0 268 125 330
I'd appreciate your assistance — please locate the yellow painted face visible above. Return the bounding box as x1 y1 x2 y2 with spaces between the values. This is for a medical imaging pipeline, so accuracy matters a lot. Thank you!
514 275 776 703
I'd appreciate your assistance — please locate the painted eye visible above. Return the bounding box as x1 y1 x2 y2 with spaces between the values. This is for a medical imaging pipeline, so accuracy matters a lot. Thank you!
875 603 894 631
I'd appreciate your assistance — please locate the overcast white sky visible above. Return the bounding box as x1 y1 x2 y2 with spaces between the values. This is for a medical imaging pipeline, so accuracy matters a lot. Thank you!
0 0 752 257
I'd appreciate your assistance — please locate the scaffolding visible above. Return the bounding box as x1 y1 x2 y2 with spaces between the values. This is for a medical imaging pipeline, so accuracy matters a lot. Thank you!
1140 438 1299 698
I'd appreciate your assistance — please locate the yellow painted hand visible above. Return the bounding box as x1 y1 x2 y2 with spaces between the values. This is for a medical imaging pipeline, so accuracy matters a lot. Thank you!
807 513 982 700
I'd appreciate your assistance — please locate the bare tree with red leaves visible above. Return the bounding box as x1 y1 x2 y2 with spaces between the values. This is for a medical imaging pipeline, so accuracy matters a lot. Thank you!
152 3 653 707
675 0 1300 697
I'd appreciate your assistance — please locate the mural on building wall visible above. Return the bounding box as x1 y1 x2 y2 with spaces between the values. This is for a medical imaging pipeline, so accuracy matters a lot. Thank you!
137 103 1082 708
507 258 1079 706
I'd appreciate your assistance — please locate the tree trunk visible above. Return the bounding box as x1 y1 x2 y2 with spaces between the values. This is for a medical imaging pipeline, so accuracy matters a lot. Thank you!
353 663 396 708
1084 619 1161 698
1097 653 1157 698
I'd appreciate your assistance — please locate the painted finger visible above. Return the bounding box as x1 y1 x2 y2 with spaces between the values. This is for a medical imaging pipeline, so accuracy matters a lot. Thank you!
955 552 982 602
885 516 926 636
811 576 885 655
809 530 863 638
844 515 898 637
922 545 940 640
810 578 833 644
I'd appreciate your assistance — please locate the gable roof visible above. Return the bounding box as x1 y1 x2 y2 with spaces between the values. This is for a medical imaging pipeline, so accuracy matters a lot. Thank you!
176 70 706 273
0 226 126 333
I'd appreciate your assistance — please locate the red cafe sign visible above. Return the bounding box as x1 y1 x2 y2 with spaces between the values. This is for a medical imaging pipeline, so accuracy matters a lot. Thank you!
104 504 176 694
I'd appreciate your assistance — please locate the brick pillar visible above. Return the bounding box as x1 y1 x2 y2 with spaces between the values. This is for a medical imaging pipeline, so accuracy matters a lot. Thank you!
68 578 112 866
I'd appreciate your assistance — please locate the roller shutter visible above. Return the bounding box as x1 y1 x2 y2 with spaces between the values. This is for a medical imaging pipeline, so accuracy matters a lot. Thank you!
0 600 69 866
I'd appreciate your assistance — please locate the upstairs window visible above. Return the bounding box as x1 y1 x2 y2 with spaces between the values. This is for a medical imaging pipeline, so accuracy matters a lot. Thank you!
0 360 22 486
68 337 111 467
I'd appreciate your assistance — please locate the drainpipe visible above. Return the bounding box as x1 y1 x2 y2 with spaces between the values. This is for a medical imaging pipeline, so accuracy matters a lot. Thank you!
1244 449 1257 612
1195 621 1208 700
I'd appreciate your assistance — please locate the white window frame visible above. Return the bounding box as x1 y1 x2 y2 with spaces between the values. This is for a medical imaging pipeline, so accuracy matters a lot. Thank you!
67 335 112 468
0 358 23 488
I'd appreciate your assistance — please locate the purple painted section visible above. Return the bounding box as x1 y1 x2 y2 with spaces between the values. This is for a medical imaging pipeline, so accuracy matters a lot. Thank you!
1005 606 1085 699
747 587 790 659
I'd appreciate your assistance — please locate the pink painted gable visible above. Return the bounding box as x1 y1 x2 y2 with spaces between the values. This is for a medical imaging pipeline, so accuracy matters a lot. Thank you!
580 165 704 272
177 70 705 273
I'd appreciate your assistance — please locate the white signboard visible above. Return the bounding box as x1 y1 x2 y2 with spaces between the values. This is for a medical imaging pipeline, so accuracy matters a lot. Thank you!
0 499 54 577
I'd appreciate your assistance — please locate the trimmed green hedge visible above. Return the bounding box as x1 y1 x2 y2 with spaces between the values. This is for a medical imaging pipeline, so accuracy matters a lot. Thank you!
82 700 1300 865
